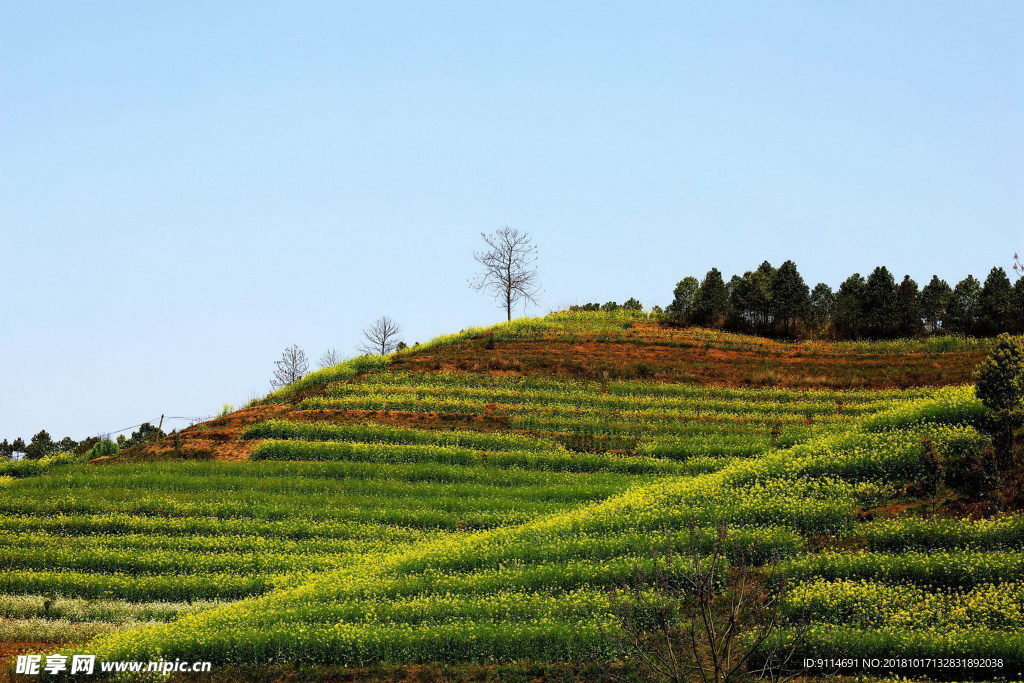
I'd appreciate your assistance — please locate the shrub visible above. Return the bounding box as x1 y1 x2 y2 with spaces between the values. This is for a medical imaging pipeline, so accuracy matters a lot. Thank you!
917 433 998 502
941 434 998 501
87 440 119 460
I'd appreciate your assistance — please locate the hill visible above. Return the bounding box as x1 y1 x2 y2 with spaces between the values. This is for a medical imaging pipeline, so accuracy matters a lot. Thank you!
1 311 1019 681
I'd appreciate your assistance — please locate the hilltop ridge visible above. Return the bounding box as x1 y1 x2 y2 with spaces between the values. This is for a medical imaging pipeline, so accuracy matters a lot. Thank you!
127 311 997 463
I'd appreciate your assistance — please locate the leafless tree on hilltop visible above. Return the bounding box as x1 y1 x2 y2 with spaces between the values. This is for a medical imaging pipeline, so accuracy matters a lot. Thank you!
359 316 402 355
319 348 341 368
469 226 541 321
270 344 309 389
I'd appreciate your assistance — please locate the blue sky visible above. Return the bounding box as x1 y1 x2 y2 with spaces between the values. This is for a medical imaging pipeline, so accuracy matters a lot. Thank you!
1 2 1021 440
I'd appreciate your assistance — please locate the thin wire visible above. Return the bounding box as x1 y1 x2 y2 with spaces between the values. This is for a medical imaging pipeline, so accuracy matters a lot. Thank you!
99 415 214 436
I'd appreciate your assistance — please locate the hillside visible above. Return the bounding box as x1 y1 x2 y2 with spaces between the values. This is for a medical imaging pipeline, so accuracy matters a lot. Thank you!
122 311 991 464
2 311 1020 681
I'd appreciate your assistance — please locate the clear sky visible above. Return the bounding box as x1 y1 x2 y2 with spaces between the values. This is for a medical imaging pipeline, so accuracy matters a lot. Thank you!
2 2 1022 441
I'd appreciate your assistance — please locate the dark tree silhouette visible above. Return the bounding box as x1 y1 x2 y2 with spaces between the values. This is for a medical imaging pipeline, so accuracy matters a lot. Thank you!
921 276 952 333
946 276 982 335
979 267 1014 336
808 283 835 332
895 275 924 338
694 268 731 327
666 276 700 325
769 260 810 337
863 266 899 338
833 273 866 339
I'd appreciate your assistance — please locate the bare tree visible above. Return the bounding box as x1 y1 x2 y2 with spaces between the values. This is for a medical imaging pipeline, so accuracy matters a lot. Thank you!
359 316 402 355
606 525 814 683
469 226 540 321
319 348 341 368
1014 252 1022 279
270 344 309 389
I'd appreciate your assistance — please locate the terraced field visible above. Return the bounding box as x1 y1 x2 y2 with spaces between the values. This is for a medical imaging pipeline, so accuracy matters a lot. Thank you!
2 312 1019 681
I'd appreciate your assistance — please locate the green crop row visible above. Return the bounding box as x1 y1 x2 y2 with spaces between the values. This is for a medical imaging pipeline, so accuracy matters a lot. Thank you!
861 514 1024 551
323 382 902 415
785 550 1024 589
357 370 933 402
243 419 563 453
785 579 1024 630
250 439 702 475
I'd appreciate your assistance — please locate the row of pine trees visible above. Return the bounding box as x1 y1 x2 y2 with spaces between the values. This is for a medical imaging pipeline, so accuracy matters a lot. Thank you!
665 261 1023 340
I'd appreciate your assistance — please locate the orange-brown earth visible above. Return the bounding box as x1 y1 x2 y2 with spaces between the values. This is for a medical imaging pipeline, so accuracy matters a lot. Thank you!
392 333 986 388
118 324 989 463
119 406 512 462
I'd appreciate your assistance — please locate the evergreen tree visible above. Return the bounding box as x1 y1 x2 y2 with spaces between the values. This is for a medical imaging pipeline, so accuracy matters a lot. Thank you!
975 334 1024 469
979 267 1014 335
55 436 78 452
1012 278 1024 334
833 273 866 339
727 274 748 331
921 276 953 333
621 297 643 311
122 423 166 448
0 439 11 459
808 283 835 332
946 275 983 335
726 263 773 334
750 261 775 332
769 260 810 337
666 277 700 325
11 438 26 454
694 268 731 327
895 275 924 338
863 266 899 338
24 430 56 460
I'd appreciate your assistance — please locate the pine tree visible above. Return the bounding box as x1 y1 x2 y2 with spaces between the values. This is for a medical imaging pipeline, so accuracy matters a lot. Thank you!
979 267 1014 335
895 275 924 338
975 334 1024 469
769 260 810 337
946 276 983 335
666 277 700 325
694 268 731 328
750 261 775 333
833 273 866 339
727 274 748 331
809 283 835 333
1012 278 1024 334
921 276 953 333
863 266 899 338
621 297 643 311
24 430 56 460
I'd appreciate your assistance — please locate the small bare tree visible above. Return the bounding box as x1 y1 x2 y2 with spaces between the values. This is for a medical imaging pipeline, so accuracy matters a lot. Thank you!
469 226 540 321
1014 252 1022 279
607 525 809 683
270 344 309 389
319 348 341 368
359 316 402 355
